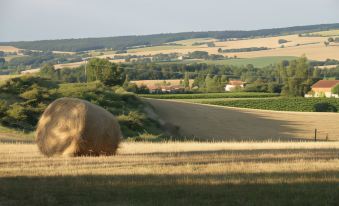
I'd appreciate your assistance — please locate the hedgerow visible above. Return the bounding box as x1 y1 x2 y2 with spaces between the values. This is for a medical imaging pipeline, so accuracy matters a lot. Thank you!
140 92 279 99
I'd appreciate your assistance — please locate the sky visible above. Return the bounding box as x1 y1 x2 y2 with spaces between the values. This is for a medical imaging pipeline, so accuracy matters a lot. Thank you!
0 0 338 42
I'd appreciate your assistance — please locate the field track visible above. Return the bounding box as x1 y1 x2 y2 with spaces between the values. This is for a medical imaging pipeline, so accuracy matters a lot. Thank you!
146 99 339 141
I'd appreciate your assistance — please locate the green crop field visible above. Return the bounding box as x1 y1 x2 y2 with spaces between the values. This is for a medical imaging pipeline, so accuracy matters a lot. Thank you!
192 56 298 67
140 92 279 99
203 98 339 112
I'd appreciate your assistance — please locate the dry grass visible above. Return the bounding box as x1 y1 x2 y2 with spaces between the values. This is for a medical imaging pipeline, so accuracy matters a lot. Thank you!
222 43 339 61
146 99 339 141
0 46 20 53
1 142 339 177
95 34 338 61
51 51 76 55
316 65 339 69
20 68 41 74
0 141 338 205
54 61 86 69
214 35 325 49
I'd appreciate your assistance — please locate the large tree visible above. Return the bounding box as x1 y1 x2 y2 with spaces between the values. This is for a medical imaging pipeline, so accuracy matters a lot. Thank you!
184 72 190 89
86 58 124 86
281 56 312 96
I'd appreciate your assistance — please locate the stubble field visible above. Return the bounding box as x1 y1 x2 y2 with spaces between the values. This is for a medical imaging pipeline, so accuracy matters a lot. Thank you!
1 141 339 206
146 98 339 141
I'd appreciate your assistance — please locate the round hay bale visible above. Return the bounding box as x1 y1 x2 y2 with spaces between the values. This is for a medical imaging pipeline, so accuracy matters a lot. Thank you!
36 97 122 157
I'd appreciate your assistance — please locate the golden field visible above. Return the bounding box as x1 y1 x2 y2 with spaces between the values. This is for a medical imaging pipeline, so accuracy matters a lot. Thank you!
0 46 20 53
146 99 339 141
96 34 339 61
0 141 338 205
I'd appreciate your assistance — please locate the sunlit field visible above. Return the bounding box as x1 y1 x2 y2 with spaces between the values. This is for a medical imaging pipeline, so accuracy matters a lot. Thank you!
96 34 339 61
1 141 338 205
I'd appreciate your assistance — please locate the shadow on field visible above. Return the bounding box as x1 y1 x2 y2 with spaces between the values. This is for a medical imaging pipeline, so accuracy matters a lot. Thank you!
1 173 338 206
122 148 339 164
146 99 336 141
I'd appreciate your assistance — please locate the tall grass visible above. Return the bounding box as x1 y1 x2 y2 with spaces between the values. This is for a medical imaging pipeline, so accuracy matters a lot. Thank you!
1 142 339 205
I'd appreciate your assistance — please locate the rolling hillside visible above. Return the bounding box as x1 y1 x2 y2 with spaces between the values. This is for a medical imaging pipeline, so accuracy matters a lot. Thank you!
146 99 339 141
1 23 339 52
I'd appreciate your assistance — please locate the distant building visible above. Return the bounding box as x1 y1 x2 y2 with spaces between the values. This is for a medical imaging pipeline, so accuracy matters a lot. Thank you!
225 80 245 92
306 80 339 98
20 68 41 74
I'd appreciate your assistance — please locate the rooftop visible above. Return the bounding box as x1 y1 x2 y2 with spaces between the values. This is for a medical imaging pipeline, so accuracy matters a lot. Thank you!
312 80 339 88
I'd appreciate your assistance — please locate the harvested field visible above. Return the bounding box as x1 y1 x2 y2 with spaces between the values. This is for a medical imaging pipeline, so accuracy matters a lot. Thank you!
222 43 339 61
20 68 40 74
0 141 338 205
0 46 20 53
95 34 339 61
146 99 339 141
316 65 339 69
54 61 86 69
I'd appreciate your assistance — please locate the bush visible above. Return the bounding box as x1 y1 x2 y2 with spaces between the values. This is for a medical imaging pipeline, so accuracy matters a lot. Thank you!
278 39 288 44
243 84 268 92
313 102 338 112
0 76 58 94
0 78 163 138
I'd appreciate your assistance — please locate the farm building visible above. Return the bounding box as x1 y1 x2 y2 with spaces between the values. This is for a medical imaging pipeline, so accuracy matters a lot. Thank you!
225 80 245 91
306 80 339 98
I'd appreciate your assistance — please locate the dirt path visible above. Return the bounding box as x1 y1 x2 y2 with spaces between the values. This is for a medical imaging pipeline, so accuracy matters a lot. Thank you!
146 99 339 141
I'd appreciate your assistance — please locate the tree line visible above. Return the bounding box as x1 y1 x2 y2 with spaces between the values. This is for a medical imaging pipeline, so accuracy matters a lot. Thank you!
39 56 339 97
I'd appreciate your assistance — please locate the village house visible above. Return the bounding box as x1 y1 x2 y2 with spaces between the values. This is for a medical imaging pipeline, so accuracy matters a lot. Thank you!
306 80 339 98
225 80 245 92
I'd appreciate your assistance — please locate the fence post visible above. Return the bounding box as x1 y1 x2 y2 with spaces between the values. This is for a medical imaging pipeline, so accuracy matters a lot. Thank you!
314 129 317 142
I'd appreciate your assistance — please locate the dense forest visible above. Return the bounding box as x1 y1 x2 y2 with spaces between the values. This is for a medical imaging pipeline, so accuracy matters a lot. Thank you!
1 23 339 52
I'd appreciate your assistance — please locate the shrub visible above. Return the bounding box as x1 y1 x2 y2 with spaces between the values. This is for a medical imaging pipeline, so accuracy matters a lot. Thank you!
0 78 163 138
243 84 268 92
313 102 337 112
0 76 58 94
278 39 288 44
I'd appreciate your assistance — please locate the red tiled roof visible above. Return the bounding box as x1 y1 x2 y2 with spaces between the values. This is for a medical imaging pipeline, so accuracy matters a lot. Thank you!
312 80 339 88
229 80 244 86
148 85 161 90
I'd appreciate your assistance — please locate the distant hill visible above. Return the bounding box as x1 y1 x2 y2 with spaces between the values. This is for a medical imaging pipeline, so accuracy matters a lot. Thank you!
1 23 339 52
